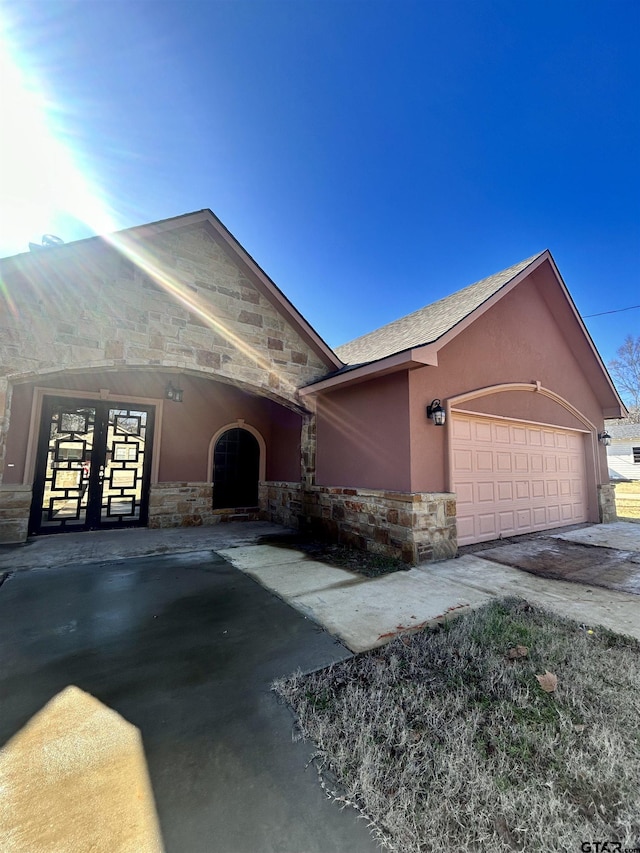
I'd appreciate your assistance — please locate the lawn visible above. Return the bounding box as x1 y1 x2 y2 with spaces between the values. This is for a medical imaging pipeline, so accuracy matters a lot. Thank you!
274 599 640 852
614 481 640 521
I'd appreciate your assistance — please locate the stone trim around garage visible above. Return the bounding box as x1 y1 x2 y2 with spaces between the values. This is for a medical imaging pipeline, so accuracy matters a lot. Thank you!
597 484 617 524
0 484 32 544
260 481 457 564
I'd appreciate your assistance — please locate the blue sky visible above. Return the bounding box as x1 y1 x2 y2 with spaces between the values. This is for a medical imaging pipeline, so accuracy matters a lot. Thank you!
0 0 638 365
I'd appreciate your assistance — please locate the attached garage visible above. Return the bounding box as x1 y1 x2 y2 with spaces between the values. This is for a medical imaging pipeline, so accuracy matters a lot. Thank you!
451 413 588 545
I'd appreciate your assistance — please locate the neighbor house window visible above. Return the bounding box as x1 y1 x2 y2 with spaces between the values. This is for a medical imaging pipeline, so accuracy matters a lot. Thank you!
634 447 640 463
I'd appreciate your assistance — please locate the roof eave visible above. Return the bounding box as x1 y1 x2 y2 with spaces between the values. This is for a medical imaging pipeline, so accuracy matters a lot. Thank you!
300 346 438 395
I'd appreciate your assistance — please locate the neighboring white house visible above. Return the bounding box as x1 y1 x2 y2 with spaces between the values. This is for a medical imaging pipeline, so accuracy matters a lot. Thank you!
606 423 640 481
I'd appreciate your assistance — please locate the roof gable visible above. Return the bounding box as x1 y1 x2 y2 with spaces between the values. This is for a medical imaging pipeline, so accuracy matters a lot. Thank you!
304 250 626 418
0 209 342 372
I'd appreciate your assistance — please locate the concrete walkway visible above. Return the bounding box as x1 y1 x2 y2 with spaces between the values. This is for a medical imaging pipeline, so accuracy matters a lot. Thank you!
219 522 640 651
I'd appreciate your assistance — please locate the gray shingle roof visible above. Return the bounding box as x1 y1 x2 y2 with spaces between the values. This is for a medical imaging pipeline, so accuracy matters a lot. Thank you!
335 252 546 365
606 423 640 440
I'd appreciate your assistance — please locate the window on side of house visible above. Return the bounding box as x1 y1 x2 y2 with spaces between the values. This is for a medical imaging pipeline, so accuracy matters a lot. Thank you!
633 447 640 463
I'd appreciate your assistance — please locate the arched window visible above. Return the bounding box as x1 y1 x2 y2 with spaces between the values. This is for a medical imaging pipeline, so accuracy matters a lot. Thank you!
212 428 260 509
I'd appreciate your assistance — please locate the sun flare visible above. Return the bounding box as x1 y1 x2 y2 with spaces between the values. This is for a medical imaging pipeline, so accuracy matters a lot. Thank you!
0 9 116 257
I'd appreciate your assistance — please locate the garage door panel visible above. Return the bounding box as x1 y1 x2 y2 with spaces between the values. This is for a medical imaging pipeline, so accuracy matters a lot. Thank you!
496 452 512 472
494 424 510 443
514 453 528 472
498 511 515 532
477 481 495 502
475 421 493 442
531 480 545 498
454 449 473 472
456 514 475 537
547 504 561 523
456 482 474 504
453 418 472 441
452 414 587 545
512 427 527 445
476 451 493 471
572 502 585 519
532 507 546 525
478 513 498 536
497 481 513 501
528 428 542 445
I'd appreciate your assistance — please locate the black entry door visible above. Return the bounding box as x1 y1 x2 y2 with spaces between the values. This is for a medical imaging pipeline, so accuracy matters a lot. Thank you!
213 428 260 509
29 397 155 535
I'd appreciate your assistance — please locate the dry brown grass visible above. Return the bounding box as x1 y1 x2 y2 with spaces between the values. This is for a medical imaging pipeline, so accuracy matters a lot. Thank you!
614 481 640 520
274 599 640 852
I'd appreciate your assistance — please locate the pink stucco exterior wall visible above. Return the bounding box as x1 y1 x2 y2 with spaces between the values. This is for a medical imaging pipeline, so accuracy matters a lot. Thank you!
408 270 607 498
316 266 609 511
315 372 412 491
3 371 301 486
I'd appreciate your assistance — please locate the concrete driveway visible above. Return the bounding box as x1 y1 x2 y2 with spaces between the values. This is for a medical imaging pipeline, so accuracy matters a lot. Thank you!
0 547 378 853
1 519 639 851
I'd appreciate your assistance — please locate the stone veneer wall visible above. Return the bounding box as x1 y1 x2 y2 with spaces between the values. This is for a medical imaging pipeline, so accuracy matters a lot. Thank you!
148 482 260 528
260 482 457 564
0 484 31 544
597 484 617 524
0 222 333 484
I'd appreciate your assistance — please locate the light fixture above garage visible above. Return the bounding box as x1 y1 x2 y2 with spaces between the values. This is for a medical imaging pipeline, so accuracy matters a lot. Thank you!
165 381 184 403
426 399 446 426
598 431 611 446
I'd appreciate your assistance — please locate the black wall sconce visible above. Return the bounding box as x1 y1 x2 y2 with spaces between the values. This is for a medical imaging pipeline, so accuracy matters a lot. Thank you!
426 399 446 426
165 381 184 403
598 431 611 446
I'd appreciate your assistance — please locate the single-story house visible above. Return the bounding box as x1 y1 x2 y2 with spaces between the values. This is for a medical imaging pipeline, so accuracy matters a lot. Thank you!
606 423 640 481
0 209 625 561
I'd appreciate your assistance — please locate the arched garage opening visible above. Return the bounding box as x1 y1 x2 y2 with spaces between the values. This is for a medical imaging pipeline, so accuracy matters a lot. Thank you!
446 383 599 545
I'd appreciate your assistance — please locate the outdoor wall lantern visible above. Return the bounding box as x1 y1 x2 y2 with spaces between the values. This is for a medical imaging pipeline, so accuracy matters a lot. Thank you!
426 399 446 426
165 381 184 403
598 431 611 446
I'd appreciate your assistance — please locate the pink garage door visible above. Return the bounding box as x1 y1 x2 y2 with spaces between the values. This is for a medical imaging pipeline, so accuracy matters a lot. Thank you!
451 414 588 546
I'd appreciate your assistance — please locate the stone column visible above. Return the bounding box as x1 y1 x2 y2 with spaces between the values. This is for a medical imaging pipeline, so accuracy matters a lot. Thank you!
300 412 316 488
597 483 617 523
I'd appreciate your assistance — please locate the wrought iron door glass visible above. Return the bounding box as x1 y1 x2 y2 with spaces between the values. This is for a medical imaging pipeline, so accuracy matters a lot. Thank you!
31 398 154 534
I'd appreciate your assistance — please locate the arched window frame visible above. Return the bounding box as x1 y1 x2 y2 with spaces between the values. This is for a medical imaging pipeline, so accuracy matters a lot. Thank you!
207 420 266 484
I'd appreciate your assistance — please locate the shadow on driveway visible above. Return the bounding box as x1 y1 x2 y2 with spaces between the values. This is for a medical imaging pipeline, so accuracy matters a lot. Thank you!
0 552 378 853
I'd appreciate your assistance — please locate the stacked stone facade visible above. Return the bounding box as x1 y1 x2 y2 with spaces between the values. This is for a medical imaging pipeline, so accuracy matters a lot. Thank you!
260 482 457 564
0 221 332 485
0 484 31 544
149 483 260 528
597 483 617 524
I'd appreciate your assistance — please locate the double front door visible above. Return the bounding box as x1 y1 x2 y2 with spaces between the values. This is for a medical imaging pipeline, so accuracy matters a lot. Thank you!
30 397 155 535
